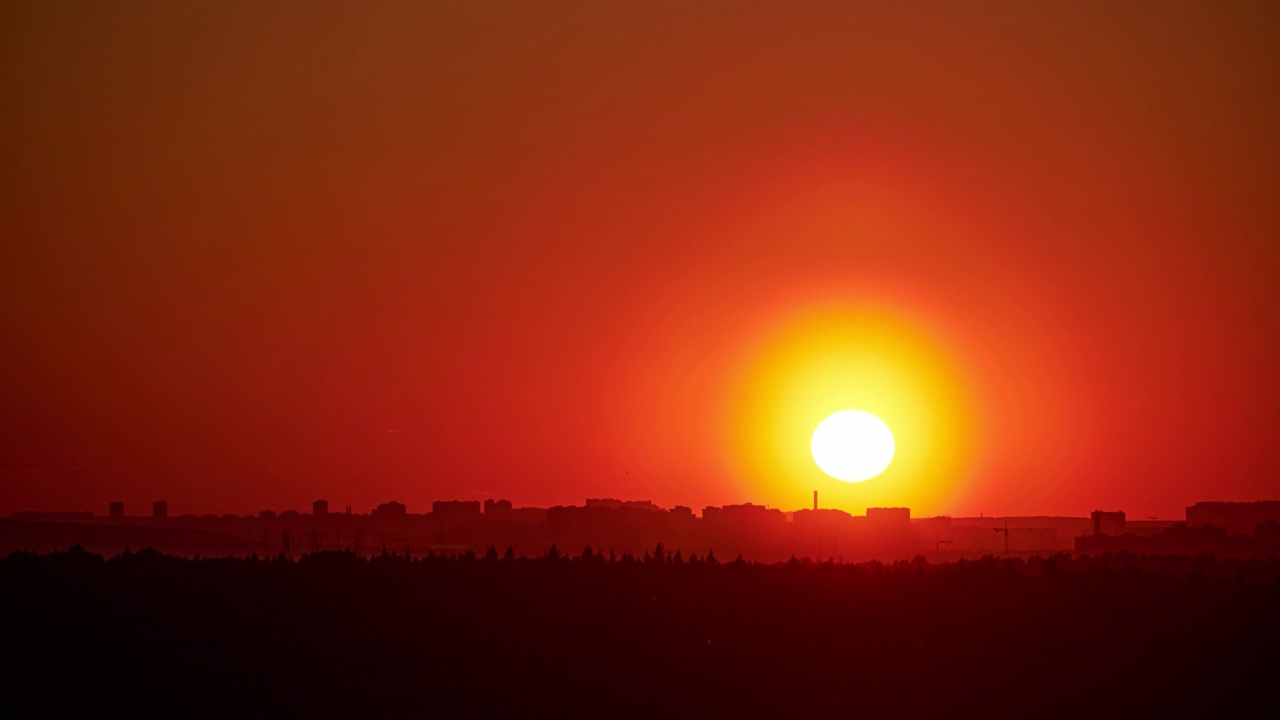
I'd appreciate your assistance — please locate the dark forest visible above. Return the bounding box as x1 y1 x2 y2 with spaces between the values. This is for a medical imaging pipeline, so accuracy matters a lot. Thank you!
3 547 1277 718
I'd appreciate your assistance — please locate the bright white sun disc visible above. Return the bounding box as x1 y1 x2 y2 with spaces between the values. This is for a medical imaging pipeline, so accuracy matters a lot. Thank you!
811 410 895 482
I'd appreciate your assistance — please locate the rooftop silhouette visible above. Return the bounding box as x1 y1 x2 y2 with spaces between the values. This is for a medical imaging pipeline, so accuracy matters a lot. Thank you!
7 497 1280 563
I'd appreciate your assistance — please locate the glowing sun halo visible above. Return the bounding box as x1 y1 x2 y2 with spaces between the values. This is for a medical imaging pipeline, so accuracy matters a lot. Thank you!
811 410 895 482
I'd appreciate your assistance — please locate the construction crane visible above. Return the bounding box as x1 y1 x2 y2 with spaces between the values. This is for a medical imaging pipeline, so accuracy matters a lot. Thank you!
991 521 1035 554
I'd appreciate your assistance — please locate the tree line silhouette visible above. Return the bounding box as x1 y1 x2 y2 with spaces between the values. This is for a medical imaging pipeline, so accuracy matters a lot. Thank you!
2 545 1277 718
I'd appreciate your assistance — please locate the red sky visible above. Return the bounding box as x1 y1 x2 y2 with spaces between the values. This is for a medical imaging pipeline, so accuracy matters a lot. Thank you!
2 2 1278 518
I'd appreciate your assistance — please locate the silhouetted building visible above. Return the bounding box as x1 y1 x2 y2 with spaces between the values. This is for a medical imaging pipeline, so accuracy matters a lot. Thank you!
793 508 855 559
109 501 124 518
668 505 696 539
866 507 910 529
915 515 952 534
372 501 407 518
1076 522 1243 556
313 499 328 516
482 499 545 524
152 501 168 519
433 500 481 523
548 502 675 552
702 503 786 525
1090 510 1126 536
1258 520 1280 544
481 499 547 520
793 508 854 528
259 510 276 520
511 507 549 524
701 503 788 557
1186 501 1280 536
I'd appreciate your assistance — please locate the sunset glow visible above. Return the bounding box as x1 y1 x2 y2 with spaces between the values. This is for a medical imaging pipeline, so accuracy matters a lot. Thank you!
729 304 973 513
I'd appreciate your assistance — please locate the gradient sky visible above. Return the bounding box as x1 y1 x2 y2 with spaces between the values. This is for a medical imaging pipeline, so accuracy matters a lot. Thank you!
3 2 1278 518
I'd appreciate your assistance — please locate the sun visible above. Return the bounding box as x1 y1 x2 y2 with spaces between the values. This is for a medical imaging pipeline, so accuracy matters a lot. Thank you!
811 409 895 482
729 303 973 511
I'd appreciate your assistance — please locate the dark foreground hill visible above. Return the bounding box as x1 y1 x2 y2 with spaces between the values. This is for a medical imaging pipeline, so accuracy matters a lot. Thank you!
2 548 1277 719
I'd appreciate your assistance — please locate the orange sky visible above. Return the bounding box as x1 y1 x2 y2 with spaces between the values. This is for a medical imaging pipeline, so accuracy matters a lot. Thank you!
2 2 1278 518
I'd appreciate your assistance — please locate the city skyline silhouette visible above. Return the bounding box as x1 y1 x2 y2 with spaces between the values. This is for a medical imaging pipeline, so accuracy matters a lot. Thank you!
6 495 1280 564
